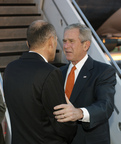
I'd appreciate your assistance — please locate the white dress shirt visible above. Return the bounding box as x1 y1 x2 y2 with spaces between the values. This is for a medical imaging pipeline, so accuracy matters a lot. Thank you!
64 54 90 122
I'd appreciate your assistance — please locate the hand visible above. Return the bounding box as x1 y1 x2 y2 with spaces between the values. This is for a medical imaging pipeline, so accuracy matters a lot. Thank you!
53 95 83 122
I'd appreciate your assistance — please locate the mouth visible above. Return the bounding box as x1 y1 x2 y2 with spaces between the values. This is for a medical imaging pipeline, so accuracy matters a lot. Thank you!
65 51 72 54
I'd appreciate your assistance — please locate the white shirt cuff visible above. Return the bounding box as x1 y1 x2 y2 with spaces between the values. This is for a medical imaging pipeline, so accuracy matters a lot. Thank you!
80 108 90 122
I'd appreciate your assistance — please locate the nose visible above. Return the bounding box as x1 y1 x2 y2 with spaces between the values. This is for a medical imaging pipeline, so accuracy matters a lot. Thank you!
63 41 70 49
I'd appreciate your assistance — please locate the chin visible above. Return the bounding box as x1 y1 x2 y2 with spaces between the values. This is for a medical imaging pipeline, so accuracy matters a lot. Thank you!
66 56 72 61
49 58 54 62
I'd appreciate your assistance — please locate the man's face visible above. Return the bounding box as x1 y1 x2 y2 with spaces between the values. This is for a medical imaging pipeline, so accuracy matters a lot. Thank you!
63 28 88 65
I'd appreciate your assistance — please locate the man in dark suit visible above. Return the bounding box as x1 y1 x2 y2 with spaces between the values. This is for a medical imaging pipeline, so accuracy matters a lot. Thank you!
54 23 116 144
0 90 6 144
3 20 77 144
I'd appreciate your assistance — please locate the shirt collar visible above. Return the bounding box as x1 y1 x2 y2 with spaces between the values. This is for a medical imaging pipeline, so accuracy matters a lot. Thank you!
29 51 48 63
69 54 88 72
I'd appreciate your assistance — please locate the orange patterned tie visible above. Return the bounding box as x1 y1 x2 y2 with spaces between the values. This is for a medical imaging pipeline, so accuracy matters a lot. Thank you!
65 66 76 99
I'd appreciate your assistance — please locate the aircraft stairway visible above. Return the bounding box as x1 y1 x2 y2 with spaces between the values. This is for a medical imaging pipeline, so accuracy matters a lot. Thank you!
0 0 121 144
0 0 43 74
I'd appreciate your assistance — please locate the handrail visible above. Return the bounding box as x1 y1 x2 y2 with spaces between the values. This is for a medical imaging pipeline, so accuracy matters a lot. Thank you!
72 0 121 77
0 73 12 143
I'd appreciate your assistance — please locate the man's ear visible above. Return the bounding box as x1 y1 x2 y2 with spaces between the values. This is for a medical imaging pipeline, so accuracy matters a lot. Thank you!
84 41 91 51
26 41 30 48
48 36 54 49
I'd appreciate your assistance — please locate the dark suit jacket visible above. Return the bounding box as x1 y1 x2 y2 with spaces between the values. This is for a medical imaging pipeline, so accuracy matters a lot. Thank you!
61 56 116 144
3 52 77 144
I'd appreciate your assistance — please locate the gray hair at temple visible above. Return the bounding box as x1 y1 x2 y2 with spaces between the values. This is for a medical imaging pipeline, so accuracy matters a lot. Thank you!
64 23 92 43
27 20 57 49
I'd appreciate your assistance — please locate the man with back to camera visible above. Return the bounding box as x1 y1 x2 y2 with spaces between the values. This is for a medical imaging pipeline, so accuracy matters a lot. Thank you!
53 23 116 144
3 20 77 144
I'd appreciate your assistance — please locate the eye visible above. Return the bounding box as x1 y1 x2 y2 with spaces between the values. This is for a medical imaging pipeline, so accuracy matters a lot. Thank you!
63 39 67 43
70 40 74 43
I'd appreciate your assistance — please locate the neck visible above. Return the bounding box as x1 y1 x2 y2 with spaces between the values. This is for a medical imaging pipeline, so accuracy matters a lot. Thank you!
30 46 49 61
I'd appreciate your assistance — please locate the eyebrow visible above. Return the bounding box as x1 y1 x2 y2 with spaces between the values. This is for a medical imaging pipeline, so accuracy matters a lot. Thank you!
62 39 75 41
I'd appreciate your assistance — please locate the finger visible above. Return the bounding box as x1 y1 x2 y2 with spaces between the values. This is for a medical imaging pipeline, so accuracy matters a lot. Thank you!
53 109 66 116
57 116 73 122
55 113 66 119
55 111 72 120
54 104 67 110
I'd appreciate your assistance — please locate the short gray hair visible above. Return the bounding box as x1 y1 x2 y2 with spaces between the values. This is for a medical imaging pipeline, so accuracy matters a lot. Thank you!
27 20 56 49
64 23 92 43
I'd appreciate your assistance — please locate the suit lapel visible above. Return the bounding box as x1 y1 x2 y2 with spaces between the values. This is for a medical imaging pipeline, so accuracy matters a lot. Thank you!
70 56 94 103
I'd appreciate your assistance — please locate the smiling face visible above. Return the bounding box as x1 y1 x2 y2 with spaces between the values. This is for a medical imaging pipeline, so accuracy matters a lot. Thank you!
63 28 89 65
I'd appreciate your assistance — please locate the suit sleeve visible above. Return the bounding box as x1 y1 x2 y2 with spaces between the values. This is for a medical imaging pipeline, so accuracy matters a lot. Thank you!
83 65 116 129
42 68 77 143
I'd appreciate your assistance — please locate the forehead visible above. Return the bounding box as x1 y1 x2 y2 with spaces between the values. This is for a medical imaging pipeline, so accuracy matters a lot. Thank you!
64 28 80 39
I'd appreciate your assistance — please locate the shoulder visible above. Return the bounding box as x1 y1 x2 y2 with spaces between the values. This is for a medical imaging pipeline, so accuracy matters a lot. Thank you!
92 59 116 83
35 62 62 81
5 59 19 73
87 56 116 78
88 55 113 69
86 55 114 71
42 62 60 73
93 59 115 72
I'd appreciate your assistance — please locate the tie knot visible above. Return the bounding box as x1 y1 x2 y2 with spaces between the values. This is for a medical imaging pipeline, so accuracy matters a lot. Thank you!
71 66 76 72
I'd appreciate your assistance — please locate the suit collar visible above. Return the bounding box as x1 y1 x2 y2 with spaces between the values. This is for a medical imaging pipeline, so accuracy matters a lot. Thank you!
61 55 93 79
29 51 48 62
20 52 45 62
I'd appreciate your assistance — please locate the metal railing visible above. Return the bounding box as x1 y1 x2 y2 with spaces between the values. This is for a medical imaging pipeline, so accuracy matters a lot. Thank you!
72 0 121 77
